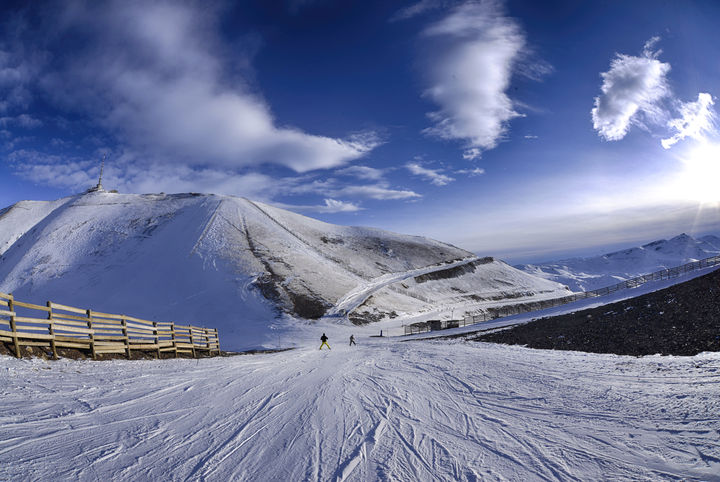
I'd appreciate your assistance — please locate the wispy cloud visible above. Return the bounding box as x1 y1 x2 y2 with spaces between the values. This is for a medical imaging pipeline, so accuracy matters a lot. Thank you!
390 0 452 21
336 184 421 200
462 148 481 160
419 0 530 155
8 1 378 174
661 93 717 149
455 167 485 176
0 114 42 128
280 175 422 201
0 49 36 113
406 162 455 185
319 199 362 213
8 148 282 200
274 198 363 214
591 37 671 141
335 165 386 181
9 150 96 189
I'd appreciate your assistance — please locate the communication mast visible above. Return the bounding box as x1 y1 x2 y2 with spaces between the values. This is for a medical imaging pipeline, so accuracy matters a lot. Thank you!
87 154 106 193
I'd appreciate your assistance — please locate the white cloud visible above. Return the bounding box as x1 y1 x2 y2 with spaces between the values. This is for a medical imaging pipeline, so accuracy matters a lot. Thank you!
517 58 553 82
524 134 538 139
9 148 280 200
0 114 42 128
591 38 671 141
336 184 422 200
420 0 526 153
661 93 717 149
406 162 455 185
279 175 421 201
123 166 278 199
30 1 377 173
0 49 35 112
455 167 485 176
320 199 363 213
9 150 96 189
335 165 386 181
273 198 363 214
390 0 451 21
462 148 481 160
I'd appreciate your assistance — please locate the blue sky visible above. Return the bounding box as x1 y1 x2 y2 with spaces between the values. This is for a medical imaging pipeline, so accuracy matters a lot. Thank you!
1 0 719 263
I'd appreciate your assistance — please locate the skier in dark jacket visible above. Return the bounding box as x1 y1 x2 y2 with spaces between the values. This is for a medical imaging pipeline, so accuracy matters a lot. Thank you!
319 333 331 350
349 334 356 346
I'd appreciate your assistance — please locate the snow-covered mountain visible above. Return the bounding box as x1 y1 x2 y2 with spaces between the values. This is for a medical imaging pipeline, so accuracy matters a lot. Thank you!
517 233 720 292
0 191 570 349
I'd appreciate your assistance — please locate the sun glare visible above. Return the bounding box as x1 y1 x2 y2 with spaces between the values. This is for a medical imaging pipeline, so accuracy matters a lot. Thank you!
675 143 720 204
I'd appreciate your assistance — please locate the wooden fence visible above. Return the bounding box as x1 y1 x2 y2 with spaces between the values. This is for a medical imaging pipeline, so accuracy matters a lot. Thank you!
404 254 720 335
0 292 220 359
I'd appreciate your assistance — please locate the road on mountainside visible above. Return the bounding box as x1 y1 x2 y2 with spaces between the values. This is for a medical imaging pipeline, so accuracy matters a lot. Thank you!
2 337 718 481
247 199 483 320
325 256 479 317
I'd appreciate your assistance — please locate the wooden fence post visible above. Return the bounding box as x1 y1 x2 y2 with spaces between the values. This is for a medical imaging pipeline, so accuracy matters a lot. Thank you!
153 321 160 359
189 328 196 358
8 294 20 358
86 309 97 360
170 323 178 358
121 316 130 359
47 301 57 359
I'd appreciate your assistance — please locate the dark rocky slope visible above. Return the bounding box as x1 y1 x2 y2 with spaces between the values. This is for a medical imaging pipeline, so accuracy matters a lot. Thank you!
474 268 720 356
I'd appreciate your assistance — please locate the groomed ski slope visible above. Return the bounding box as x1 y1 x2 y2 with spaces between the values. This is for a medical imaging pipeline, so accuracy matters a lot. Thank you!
2 337 719 480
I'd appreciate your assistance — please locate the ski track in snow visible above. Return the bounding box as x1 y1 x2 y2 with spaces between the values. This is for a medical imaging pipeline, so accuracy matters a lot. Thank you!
1 339 719 481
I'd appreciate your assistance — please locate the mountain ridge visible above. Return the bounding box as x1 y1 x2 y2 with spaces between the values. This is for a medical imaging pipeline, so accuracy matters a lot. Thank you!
0 191 571 349
517 233 720 292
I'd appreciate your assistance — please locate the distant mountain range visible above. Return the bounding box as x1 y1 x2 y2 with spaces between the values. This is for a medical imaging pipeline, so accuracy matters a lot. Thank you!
516 233 720 292
0 191 570 349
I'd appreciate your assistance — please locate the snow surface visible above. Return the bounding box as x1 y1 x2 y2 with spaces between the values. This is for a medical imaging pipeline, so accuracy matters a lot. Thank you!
326 257 481 317
517 233 720 292
2 195 719 480
402 264 720 340
2 334 719 480
0 192 571 351
0 198 72 255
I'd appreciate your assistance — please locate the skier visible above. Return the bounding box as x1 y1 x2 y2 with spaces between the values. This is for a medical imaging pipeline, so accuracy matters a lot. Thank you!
319 333 331 350
349 334 356 346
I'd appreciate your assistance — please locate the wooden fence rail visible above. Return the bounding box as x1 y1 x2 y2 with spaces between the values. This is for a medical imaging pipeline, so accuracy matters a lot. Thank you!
405 254 720 335
0 292 220 359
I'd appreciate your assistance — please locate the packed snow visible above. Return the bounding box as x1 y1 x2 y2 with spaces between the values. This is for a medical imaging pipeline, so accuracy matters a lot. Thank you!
0 192 571 351
2 192 719 480
517 233 720 292
2 331 719 480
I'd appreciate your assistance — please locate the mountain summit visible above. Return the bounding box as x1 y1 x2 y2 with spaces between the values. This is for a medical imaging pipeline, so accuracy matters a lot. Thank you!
0 192 570 349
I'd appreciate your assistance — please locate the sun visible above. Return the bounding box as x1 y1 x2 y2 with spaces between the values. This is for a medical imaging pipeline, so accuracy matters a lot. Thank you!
675 142 720 205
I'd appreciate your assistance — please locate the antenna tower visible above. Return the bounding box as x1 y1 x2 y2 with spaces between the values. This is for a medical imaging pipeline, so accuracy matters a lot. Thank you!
87 154 107 193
